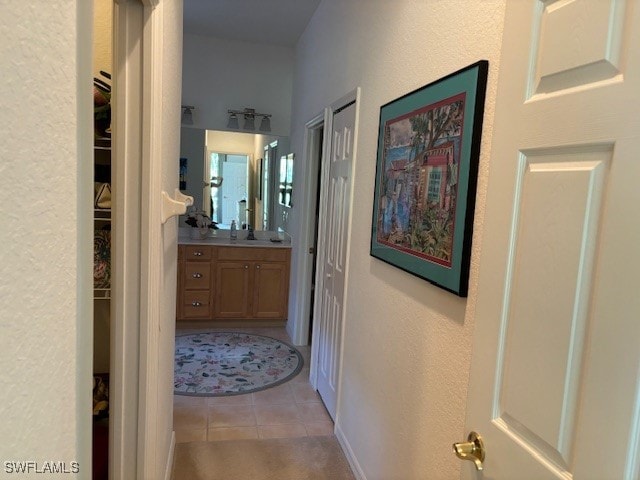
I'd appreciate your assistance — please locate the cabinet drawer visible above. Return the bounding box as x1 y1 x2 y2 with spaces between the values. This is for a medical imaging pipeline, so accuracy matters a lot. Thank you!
182 291 211 318
183 262 211 290
216 246 289 262
184 245 212 260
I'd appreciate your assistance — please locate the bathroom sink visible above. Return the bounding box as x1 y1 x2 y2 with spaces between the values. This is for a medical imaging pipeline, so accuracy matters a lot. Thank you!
179 229 289 247
230 238 285 246
183 237 288 247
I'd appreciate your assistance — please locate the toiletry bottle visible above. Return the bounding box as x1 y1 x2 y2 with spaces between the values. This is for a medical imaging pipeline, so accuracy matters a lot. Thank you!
230 220 237 240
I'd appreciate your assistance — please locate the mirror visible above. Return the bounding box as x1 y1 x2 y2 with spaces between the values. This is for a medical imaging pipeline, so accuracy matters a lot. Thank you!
179 127 289 230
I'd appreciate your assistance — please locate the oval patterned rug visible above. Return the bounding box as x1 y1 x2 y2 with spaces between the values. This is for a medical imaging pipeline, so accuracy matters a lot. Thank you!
174 332 303 397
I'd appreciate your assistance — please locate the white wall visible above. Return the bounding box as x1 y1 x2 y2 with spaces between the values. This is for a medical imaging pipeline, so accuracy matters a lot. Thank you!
289 1 506 478
180 127 206 211
0 0 93 472
182 34 294 136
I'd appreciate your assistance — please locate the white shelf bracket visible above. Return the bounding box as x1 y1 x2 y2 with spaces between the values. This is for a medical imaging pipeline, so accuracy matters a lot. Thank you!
161 189 193 224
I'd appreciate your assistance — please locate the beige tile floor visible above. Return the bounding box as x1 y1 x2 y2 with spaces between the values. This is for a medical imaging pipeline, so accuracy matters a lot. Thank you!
173 326 333 443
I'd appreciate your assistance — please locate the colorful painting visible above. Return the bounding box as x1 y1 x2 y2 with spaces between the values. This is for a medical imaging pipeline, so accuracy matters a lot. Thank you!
370 61 488 296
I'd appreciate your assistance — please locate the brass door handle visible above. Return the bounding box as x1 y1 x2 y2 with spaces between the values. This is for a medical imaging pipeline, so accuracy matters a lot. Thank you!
453 431 485 471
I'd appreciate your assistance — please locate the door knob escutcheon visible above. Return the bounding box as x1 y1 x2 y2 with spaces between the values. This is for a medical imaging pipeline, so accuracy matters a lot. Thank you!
453 431 485 471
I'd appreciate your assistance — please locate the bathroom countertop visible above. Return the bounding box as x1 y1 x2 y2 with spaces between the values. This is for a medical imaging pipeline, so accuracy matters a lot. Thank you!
178 229 291 248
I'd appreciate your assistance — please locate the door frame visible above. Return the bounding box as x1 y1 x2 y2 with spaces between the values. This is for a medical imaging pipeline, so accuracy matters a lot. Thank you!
137 0 171 478
111 0 170 478
307 88 360 413
111 1 144 478
288 110 328 347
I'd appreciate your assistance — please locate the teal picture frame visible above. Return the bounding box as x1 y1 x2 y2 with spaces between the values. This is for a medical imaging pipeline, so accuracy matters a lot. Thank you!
370 61 488 296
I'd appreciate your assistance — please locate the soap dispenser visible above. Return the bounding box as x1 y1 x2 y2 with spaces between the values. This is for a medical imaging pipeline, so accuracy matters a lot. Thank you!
230 220 237 240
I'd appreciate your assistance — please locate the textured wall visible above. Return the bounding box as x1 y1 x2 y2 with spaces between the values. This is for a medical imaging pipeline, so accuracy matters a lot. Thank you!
0 0 93 472
182 34 294 136
93 0 113 78
289 1 506 478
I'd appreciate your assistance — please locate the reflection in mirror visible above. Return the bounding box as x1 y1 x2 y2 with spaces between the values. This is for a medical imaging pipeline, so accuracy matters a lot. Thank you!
208 152 248 228
279 153 294 207
262 141 279 230
179 128 289 231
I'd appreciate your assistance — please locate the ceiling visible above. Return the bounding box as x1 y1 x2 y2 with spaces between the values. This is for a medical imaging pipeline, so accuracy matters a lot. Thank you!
183 0 322 47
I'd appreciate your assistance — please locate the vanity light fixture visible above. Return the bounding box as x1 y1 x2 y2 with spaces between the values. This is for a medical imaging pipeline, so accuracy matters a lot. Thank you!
227 108 272 133
227 112 240 129
243 109 256 130
259 115 271 132
181 105 195 125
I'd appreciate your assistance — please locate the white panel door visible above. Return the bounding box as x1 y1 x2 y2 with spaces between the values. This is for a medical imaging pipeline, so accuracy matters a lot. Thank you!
316 102 356 420
462 1 640 479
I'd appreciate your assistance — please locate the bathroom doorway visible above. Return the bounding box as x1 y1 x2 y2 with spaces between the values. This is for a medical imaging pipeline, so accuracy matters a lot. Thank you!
307 126 324 344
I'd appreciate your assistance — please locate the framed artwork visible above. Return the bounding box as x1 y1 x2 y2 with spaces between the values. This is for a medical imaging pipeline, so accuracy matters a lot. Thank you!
370 61 488 296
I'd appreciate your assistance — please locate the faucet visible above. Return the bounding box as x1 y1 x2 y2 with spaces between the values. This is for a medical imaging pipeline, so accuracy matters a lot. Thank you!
246 224 256 240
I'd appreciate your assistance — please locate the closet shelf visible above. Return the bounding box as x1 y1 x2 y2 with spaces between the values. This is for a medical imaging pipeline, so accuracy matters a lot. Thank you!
95 209 111 222
94 137 111 150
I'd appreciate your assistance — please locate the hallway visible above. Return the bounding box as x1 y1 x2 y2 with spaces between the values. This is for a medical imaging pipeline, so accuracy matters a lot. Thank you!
173 327 333 443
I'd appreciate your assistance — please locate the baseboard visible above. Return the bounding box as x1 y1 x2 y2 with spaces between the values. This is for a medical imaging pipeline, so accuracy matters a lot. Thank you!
176 320 287 329
335 423 367 480
285 321 295 345
164 431 176 480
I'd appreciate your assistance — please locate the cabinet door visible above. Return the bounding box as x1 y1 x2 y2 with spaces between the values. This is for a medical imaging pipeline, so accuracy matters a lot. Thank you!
252 262 288 319
214 261 250 318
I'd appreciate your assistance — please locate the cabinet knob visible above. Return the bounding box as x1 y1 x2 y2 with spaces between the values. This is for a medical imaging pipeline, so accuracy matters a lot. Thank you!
256 264 261 269
244 265 249 269
191 301 202 307
193 251 203 256
192 272 203 278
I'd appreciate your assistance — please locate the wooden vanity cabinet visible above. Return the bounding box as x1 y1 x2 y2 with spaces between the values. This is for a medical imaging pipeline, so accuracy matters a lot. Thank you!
213 246 290 320
177 245 214 320
176 244 290 322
